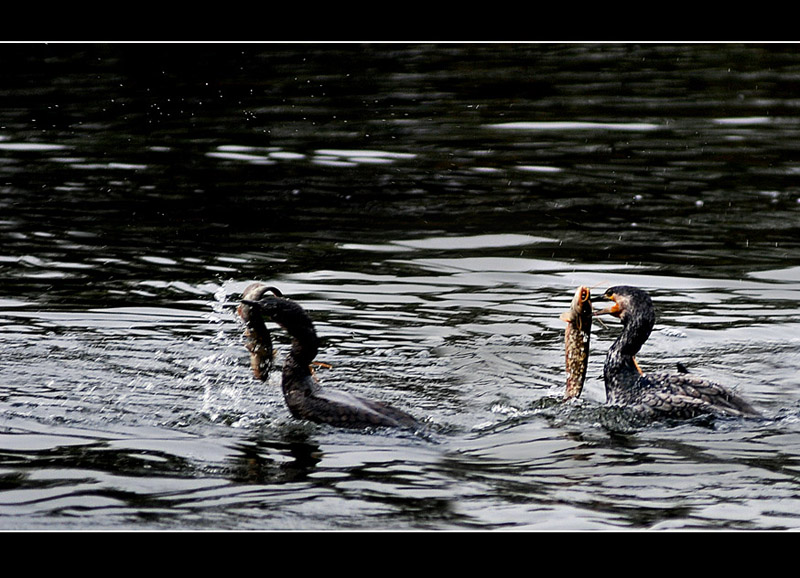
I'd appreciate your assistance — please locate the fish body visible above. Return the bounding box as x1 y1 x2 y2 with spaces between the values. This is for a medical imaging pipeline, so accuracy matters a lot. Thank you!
559 286 593 399
237 283 281 381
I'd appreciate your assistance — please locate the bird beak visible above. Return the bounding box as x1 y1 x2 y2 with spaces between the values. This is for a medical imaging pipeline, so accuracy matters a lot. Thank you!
593 294 621 317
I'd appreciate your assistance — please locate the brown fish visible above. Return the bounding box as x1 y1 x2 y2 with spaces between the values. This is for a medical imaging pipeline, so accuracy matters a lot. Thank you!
237 283 283 381
559 286 593 400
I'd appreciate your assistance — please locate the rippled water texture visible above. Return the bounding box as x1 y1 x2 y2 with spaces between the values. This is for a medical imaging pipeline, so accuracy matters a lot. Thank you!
2 44 800 530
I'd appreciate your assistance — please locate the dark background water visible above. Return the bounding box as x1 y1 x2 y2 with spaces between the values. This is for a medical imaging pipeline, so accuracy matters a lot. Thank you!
2 43 800 530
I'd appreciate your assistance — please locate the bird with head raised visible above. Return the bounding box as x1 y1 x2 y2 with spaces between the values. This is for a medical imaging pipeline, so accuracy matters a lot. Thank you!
595 285 760 420
240 289 421 431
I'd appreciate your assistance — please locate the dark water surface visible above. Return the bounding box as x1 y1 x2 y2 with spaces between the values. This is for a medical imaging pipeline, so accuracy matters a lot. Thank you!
2 43 800 530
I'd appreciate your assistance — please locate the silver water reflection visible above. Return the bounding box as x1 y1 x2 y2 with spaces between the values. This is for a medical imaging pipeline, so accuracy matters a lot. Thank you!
2 44 800 530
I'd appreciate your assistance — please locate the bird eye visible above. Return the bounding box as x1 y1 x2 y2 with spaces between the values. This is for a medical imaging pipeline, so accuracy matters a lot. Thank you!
604 289 614 298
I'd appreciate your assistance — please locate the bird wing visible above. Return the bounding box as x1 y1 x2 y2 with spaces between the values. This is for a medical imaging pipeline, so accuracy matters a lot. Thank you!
644 372 759 417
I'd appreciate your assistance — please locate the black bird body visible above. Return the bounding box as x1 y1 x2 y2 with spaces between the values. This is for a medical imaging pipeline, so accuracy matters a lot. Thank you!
240 287 420 430
597 286 759 419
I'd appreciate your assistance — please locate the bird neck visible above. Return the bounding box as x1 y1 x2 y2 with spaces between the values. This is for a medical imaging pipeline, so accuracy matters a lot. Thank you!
286 324 318 366
278 315 321 400
603 312 653 399
615 311 652 357
603 347 641 400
